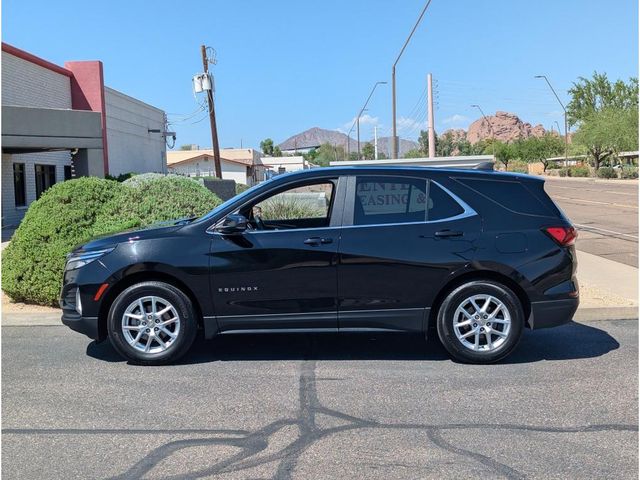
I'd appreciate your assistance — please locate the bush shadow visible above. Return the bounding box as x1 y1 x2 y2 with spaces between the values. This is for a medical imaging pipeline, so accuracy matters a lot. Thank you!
86 320 620 366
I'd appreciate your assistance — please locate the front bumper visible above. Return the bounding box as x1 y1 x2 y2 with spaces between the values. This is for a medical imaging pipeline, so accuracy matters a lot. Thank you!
61 310 99 340
529 298 579 329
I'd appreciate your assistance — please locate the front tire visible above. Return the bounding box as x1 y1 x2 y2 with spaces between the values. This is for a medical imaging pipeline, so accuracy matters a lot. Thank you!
107 281 198 365
436 280 524 364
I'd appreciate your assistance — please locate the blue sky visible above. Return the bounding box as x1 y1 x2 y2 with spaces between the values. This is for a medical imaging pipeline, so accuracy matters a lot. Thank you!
3 0 638 150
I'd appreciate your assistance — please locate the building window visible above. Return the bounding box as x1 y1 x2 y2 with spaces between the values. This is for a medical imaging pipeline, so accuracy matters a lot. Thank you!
64 165 72 181
13 163 26 207
35 164 56 199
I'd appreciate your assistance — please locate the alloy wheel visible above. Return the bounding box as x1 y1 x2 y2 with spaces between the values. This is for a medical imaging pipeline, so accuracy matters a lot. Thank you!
452 294 511 352
121 296 181 354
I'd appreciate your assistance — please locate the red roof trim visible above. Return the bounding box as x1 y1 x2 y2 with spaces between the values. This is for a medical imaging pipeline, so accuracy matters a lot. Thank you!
2 42 73 78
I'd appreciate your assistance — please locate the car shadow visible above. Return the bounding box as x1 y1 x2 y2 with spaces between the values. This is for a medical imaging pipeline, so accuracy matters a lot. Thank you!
86 321 620 366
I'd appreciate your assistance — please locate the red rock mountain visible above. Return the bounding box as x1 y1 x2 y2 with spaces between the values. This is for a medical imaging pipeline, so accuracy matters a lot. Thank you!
463 111 546 144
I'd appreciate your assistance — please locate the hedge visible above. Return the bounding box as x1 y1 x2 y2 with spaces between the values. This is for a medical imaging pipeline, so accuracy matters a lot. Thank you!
2 175 222 306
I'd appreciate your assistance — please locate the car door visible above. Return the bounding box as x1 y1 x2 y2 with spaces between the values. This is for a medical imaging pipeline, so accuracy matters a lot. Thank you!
209 176 345 332
337 174 481 332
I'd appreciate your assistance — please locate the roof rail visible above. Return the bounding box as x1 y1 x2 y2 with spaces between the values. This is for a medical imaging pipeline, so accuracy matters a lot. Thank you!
473 161 494 171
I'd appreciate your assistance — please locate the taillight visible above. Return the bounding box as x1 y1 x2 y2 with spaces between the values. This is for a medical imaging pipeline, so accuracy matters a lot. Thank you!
544 226 577 246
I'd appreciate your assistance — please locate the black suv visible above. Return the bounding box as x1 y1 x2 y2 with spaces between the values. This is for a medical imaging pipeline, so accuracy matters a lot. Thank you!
61 166 578 365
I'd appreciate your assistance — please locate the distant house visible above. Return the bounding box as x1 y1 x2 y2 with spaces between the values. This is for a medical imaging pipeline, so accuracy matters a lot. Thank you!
260 156 317 179
2 42 168 230
167 148 265 186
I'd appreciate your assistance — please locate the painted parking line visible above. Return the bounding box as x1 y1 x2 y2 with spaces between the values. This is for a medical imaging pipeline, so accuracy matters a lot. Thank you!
553 195 639 210
574 223 639 240
547 185 638 196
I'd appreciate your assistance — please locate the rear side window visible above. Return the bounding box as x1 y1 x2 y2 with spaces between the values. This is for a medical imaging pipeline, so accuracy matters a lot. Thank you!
428 182 465 220
457 178 551 216
355 176 427 225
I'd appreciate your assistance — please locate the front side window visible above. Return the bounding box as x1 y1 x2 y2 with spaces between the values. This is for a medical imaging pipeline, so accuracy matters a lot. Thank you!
247 180 335 230
13 163 26 207
34 164 56 200
354 176 427 225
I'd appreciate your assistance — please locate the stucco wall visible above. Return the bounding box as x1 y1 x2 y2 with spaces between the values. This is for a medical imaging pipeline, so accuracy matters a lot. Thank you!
1 51 72 229
169 158 248 185
104 87 166 176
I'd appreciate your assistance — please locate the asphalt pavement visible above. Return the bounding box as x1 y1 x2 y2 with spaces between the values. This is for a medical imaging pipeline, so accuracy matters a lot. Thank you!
543 177 638 267
2 320 638 479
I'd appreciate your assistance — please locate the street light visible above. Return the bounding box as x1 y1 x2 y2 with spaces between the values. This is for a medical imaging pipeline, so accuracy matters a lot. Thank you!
357 81 387 160
471 104 496 158
535 75 569 165
391 0 434 159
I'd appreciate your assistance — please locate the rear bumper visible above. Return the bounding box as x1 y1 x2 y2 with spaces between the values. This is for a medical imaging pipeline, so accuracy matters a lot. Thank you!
61 310 99 340
529 298 579 329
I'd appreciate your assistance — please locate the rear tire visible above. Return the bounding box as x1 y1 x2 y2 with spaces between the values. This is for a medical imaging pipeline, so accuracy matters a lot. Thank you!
436 280 524 364
107 281 198 365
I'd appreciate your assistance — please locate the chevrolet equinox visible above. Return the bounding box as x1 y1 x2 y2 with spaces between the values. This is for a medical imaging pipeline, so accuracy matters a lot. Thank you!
61 166 579 365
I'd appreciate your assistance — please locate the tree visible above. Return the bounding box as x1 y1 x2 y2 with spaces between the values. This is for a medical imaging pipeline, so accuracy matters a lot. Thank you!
362 142 375 160
418 130 432 155
179 144 195 151
516 134 564 172
260 138 274 156
567 73 638 126
403 149 423 159
490 141 516 170
572 107 639 169
272 146 283 157
303 143 345 166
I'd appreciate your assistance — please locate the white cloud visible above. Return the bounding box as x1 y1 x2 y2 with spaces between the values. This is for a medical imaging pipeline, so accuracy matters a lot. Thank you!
337 114 382 134
396 116 427 134
442 114 469 125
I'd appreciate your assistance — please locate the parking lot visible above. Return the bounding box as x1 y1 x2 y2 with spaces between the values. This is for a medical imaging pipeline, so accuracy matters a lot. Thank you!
544 177 638 267
2 319 637 479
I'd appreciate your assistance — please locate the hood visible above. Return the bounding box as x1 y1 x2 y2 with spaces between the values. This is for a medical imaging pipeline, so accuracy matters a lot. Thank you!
74 217 194 253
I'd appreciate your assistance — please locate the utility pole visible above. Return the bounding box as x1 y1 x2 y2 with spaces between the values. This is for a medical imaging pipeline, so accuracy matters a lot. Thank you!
535 75 569 166
374 126 378 160
201 45 222 178
391 0 433 159
427 73 435 158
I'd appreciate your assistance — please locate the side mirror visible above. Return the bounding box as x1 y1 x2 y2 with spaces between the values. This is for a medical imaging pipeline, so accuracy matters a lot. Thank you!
215 214 249 234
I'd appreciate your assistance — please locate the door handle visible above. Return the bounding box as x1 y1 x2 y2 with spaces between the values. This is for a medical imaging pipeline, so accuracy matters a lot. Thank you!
304 237 333 246
434 230 463 238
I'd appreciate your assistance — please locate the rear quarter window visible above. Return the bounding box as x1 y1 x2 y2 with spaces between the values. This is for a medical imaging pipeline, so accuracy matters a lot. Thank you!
456 177 552 216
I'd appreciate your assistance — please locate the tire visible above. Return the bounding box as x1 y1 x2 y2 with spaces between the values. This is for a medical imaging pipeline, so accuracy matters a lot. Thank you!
436 280 524 364
107 281 198 365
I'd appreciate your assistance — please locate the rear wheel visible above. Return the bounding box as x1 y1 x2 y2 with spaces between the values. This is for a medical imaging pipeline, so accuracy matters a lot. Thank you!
107 281 198 365
436 280 524 364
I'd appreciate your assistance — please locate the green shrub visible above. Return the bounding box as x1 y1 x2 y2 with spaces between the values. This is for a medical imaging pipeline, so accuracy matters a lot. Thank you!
259 196 325 221
547 163 563 170
558 168 569 177
620 166 639 179
596 167 616 179
2 176 222 306
571 166 590 177
236 183 250 195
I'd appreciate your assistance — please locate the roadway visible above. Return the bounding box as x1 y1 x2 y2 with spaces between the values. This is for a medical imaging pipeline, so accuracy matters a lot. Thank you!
543 177 638 267
2 321 637 479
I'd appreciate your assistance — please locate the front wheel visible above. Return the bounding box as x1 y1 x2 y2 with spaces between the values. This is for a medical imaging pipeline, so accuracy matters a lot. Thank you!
107 281 198 365
436 280 524 364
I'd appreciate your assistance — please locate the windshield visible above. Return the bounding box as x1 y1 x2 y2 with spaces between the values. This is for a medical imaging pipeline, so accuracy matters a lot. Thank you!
197 180 268 222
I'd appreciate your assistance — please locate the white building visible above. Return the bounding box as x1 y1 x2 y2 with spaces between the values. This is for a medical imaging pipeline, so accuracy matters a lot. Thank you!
261 156 317 179
167 148 265 186
1 42 168 230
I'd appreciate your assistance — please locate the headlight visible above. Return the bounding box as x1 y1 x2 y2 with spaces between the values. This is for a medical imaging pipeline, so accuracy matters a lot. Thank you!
66 247 115 270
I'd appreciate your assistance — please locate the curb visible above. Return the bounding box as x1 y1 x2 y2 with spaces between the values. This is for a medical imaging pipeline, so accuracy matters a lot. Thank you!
573 307 638 322
2 307 637 327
